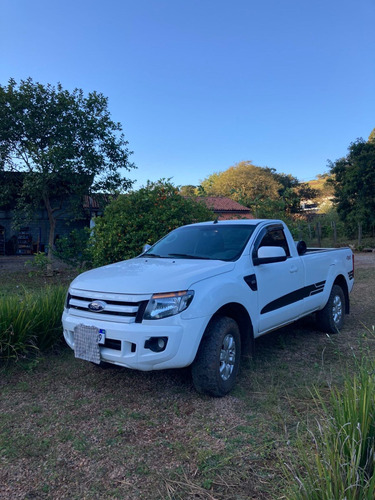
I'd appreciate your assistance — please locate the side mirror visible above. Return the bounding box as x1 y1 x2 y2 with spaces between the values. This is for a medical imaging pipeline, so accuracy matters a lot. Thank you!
296 240 307 255
253 246 287 266
142 244 151 253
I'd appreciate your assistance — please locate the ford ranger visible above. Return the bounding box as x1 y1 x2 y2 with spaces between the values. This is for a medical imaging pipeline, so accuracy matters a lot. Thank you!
62 219 354 396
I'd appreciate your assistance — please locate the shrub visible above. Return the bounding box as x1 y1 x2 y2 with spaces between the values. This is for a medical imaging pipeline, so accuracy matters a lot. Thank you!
89 180 215 267
24 251 49 275
54 228 91 268
0 286 67 359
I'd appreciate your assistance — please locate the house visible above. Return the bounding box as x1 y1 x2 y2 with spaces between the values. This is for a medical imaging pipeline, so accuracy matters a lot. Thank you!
0 201 90 255
194 197 254 220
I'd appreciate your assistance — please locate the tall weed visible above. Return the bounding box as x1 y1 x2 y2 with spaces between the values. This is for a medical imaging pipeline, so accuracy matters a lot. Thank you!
288 358 375 499
0 287 66 359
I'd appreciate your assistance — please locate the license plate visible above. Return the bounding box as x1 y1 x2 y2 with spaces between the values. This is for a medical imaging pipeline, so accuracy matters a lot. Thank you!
74 324 101 364
97 329 106 344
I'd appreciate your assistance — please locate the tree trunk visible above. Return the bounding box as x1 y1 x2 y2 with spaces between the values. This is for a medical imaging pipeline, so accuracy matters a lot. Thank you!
358 222 362 248
43 195 56 276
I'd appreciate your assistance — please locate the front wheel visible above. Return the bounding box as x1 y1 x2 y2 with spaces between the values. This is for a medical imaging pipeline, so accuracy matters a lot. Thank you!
316 284 345 333
192 316 241 397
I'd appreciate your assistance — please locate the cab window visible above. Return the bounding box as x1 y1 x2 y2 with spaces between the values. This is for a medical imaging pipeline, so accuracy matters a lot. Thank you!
258 228 290 257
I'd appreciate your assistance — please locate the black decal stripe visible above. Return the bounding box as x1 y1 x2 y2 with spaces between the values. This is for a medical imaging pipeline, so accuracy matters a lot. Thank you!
308 281 325 296
348 271 354 280
261 289 306 314
261 281 326 314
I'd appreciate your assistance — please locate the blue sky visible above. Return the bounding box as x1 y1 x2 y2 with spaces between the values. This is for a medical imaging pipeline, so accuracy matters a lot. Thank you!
1 0 375 188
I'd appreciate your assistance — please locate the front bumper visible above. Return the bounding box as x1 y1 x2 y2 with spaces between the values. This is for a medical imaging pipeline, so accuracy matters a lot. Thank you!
62 310 206 371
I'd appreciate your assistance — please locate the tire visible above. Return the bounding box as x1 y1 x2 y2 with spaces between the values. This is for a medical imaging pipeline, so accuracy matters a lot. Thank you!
316 284 345 334
192 316 241 397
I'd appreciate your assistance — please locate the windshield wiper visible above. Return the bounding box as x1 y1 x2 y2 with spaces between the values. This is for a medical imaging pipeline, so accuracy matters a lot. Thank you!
140 253 162 258
167 253 209 260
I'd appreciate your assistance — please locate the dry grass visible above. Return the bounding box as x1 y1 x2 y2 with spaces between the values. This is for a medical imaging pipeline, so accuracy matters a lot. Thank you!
0 253 374 499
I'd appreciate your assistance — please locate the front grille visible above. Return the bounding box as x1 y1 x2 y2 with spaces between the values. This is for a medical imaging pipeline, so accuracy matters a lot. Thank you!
67 288 151 324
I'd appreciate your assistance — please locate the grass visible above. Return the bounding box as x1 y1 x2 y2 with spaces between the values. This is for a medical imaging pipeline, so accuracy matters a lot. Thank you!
315 236 375 250
0 286 67 359
286 350 375 499
0 257 76 297
0 253 374 498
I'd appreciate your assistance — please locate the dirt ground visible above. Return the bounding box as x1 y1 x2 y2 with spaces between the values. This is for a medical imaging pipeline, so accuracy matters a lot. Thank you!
0 255 68 273
353 251 375 267
0 251 374 500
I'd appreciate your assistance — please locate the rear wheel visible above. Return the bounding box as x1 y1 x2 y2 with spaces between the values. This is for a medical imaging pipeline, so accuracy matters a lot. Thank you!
316 284 345 333
192 316 241 397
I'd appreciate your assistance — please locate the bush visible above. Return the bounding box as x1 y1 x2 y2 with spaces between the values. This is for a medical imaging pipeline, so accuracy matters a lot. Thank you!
0 286 67 359
89 180 215 267
54 228 91 268
24 251 49 275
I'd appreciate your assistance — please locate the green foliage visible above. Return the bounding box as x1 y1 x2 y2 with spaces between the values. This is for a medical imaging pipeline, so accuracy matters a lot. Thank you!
0 77 134 256
89 180 215 267
251 197 289 219
289 358 375 499
0 286 67 359
179 185 199 196
200 161 318 217
329 139 375 233
24 252 49 276
200 161 281 208
270 171 318 214
54 229 91 268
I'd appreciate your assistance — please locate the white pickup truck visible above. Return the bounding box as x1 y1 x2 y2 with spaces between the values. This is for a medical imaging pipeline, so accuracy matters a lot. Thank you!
62 219 354 396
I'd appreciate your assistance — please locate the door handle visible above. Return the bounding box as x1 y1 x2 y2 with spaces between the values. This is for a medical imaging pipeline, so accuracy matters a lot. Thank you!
289 265 298 273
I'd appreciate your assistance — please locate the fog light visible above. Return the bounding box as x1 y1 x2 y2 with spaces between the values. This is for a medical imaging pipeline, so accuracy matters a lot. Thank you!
144 337 168 353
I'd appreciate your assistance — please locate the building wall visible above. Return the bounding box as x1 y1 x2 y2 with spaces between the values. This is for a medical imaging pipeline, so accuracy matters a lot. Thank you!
0 208 88 254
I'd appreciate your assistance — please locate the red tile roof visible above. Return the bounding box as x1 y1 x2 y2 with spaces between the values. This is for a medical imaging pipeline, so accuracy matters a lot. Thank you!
84 194 254 220
83 194 112 210
193 196 254 220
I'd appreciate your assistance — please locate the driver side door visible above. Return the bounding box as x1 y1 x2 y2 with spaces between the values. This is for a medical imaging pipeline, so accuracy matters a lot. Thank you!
252 225 304 334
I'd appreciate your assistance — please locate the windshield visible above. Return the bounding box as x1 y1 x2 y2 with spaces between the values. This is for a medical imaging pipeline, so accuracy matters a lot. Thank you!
141 224 257 261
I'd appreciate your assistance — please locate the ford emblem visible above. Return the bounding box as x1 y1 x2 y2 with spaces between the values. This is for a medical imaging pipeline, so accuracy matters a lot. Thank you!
88 300 107 312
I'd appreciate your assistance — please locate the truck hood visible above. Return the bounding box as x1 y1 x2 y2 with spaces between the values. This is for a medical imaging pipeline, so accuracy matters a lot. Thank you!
70 257 235 295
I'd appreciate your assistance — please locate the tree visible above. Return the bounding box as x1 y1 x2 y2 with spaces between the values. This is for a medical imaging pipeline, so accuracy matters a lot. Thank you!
269 170 318 214
179 185 199 196
329 138 375 239
90 180 215 267
200 161 317 217
369 127 375 143
200 161 282 216
0 78 134 265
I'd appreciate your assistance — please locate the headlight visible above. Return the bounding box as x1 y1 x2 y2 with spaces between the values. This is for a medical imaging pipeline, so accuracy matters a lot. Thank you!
143 290 194 320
